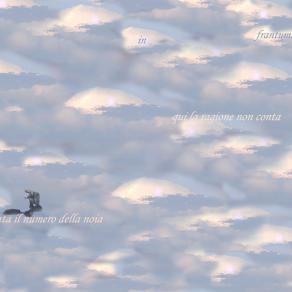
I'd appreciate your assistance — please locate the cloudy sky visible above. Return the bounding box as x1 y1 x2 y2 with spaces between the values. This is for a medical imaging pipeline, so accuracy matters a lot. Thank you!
0 0 292 291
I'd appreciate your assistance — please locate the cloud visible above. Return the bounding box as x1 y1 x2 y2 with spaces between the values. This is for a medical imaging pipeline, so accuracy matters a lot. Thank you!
177 0 209 8
46 276 78 288
53 247 91 258
98 250 134 262
0 0 36 9
238 225 292 252
0 198 9 207
4 105 23 112
0 186 10 207
128 231 152 242
86 251 128 277
33 4 122 35
172 119 227 140
112 177 192 204
23 154 71 167
65 87 145 114
57 5 122 30
175 206 268 229
190 250 248 282
224 0 292 25
261 151 292 178
0 140 24 152
148 42 237 68
0 0 291 290
194 135 279 157
0 59 22 74
215 62 289 88
122 26 174 50
245 26 292 46
87 249 135 279
87 262 117 276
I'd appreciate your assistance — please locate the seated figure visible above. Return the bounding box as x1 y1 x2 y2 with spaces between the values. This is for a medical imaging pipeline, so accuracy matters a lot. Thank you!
25 190 41 209
3 189 42 217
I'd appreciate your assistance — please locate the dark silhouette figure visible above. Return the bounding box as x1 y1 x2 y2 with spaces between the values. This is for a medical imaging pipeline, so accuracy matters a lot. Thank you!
3 190 42 217
25 190 41 209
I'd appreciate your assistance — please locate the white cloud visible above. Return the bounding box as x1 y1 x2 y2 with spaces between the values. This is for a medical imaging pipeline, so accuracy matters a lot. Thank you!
99 250 134 262
245 26 292 46
112 177 192 204
0 186 10 207
190 250 248 282
0 59 22 74
175 206 268 230
148 42 237 68
0 140 24 153
122 26 174 50
261 151 292 178
54 247 90 258
128 231 152 242
194 135 279 157
172 119 227 140
5 106 23 112
46 276 78 288
0 0 36 9
156 116 228 142
65 87 144 114
224 0 292 25
87 249 135 278
216 62 289 88
0 198 8 208
87 262 117 276
57 5 121 31
238 225 292 252
23 155 71 167
177 0 209 8
32 4 122 35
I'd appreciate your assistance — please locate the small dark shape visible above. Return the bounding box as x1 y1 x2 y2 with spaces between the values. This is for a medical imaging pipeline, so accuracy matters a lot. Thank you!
3 190 42 217
3 209 22 215
24 210 33 217
31 206 42 212
23 206 42 217
25 190 41 209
